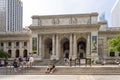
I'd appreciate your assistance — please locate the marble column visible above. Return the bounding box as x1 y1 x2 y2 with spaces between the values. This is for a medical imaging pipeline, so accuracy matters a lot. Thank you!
19 42 23 57
38 35 42 60
56 34 59 60
86 33 90 58
73 34 77 59
69 34 73 58
11 42 15 58
51 34 56 60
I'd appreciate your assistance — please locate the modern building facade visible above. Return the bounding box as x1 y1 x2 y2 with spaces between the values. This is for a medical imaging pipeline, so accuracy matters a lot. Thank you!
29 13 120 61
0 0 23 32
111 0 120 27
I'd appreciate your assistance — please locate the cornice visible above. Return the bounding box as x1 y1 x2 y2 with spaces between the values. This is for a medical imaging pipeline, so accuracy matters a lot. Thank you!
29 24 100 30
31 12 98 19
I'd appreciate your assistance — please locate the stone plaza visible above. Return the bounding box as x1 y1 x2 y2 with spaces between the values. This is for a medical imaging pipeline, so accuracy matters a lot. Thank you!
0 65 120 80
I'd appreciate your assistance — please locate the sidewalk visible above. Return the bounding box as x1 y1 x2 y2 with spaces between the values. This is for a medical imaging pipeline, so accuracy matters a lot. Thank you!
28 64 120 68
0 64 120 68
1 64 120 75
0 75 120 80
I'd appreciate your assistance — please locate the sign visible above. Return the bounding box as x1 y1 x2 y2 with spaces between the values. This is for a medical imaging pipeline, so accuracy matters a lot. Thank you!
86 58 92 66
80 59 86 64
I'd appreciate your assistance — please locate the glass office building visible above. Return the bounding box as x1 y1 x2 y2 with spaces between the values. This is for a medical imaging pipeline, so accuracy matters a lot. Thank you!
111 0 120 27
0 0 23 32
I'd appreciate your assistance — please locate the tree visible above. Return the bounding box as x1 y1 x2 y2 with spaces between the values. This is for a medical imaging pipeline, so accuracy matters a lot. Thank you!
108 34 120 52
0 49 10 59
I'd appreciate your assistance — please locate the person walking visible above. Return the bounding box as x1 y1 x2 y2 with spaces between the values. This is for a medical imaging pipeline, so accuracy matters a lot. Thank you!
69 57 72 67
18 56 23 67
29 54 34 68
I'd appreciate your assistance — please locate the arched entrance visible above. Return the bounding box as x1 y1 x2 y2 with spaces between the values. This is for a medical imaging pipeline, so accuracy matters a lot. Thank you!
44 38 52 59
8 50 12 58
60 38 69 58
23 49 27 58
77 38 86 59
16 49 19 58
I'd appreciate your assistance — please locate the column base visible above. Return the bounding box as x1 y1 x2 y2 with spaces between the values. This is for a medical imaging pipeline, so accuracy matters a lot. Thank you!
34 56 42 61
86 54 91 58
33 54 42 61
71 55 77 60
91 53 99 63
50 55 59 60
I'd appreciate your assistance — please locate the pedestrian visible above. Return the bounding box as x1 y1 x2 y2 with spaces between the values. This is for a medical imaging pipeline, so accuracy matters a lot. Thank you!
18 56 23 67
29 54 34 68
13 58 20 72
69 57 72 67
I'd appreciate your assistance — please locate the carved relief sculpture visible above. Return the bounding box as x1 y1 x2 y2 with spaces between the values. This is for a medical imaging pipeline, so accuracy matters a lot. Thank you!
52 18 59 25
69 17 77 24
87 17 91 24
38 19 42 26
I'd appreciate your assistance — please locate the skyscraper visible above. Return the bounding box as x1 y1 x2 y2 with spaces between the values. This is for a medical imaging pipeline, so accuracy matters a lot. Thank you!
111 0 120 27
0 0 23 32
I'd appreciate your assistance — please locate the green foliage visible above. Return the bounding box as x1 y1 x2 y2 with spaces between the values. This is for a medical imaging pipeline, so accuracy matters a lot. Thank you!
108 34 120 52
0 49 10 59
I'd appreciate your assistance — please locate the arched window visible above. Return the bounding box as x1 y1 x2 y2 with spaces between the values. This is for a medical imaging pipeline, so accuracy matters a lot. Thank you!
16 49 19 58
110 52 115 57
23 49 27 58
8 50 12 58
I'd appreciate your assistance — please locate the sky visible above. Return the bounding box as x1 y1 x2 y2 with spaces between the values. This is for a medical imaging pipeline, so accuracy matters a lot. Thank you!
21 0 117 27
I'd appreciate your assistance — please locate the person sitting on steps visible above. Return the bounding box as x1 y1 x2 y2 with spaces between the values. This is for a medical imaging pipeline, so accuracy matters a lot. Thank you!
45 64 56 74
13 58 20 72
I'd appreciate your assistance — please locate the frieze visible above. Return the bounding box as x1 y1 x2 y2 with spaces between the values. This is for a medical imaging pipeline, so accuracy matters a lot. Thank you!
52 18 59 25
38 19 42 26
69 17 77 24
32 16 96 26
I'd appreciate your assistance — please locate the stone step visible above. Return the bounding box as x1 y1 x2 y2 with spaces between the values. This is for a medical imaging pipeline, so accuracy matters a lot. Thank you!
33 59 58 66
1 67 120 75
24 67 120 75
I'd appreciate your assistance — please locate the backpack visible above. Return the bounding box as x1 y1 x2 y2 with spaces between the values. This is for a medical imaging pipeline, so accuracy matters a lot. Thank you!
26 57 29 62
19 57 23 62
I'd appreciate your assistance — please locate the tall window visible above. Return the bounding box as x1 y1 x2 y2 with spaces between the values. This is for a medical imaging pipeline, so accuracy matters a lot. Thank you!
110 52 115 57
0 42 4 47
8 42 12 46
8 50 12 58
16 42 19 46
24 42 27 46
119 53 120 57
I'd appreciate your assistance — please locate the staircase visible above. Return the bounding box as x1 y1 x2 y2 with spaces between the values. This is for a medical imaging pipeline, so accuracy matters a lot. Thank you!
33 59 76 66
12 67 120 75
55 58 65 66
33 59 58 66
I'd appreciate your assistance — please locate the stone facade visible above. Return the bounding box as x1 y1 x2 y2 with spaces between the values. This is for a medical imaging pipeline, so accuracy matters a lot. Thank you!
29 12 120 61
0 13 120 61
0 30 32 60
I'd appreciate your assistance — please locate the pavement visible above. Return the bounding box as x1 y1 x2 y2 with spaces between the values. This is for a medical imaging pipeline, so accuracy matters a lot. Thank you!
0 75 120 80
0 65 120 80
0 65 120 75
